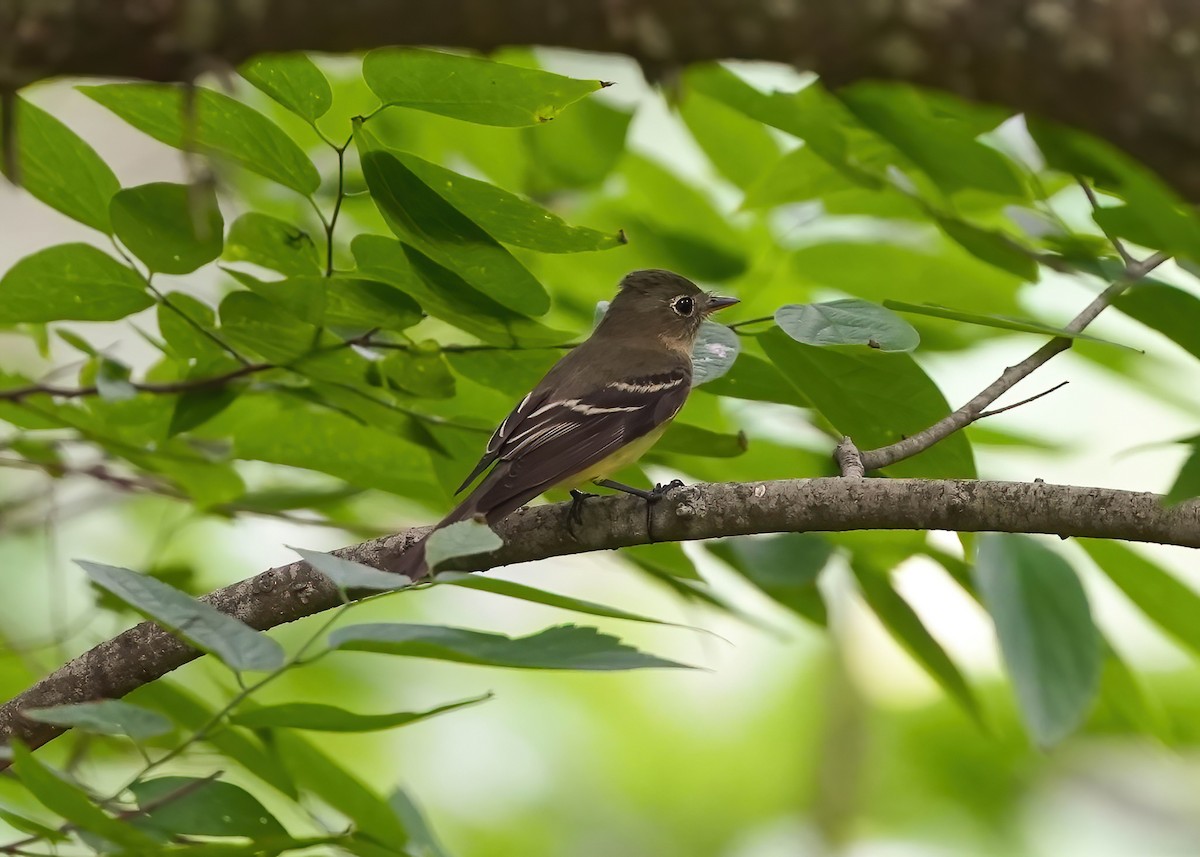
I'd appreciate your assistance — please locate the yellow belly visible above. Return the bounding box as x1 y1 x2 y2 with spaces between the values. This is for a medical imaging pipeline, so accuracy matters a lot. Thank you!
554 422 671 491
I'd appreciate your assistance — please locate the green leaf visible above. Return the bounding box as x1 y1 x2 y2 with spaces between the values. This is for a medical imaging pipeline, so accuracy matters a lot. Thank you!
155 457 246 511
685 66 887 185
425 520 502 571
934 216 1040 281
236 485 364 513
224 268 325 324
132 683 296 798
618 154 748 282
325 277 424 331
523 96 632 190
23 700 172 740
211 395 440 497
1096 639 1167 740
357 140 550 316
328 623 691 670
381 350 456 399
289 545 409 591
776 299 920 352
229 270 423 332
352 236 570 346
77 560 285 672
1167 445 1200 504
168 386 240 437
57 329 98 357
1 96 120 232
1030 120 1200 262
131 777 287 839
223 212 322 276
436 572 691 629
388 790 451 857
740 143 861 210
974 534 1101 746
678 88 780 190
1115 283 1200 362
840 83 1025 197
230 694 490 732
11 742 158 849
707 534 831 625
393 151 623 252
0 243 151 323
274 731 409 846
96 358 136 402
80 83 320 194
760 328 976 478
791 241 1023 314
0 807 68 842
218 291 315 364
111 182 223 275
622 541 701 581
363 48 603 126
443 348 562 395
692 321 740 384
654 423 747 459
239 54 332 122
851 559 981 722
699 353 809 408
1081 539 1200 659
883 301 1134 349
158 293 226 360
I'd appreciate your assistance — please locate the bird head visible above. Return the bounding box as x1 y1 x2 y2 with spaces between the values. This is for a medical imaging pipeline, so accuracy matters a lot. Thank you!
597 269 739 352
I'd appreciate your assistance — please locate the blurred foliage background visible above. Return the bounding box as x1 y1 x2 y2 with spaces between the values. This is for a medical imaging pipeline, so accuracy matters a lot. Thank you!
1 42 1200 857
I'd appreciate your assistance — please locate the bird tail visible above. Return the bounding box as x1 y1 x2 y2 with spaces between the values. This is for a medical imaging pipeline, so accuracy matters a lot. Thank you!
392 492 483 582
392 465 543 581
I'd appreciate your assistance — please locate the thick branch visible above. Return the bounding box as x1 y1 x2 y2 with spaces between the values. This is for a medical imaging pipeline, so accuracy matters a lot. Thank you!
5 1 1200 199
1 476 1197 757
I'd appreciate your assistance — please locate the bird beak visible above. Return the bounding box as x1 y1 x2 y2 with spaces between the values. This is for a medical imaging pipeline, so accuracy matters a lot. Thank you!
704 295 740 314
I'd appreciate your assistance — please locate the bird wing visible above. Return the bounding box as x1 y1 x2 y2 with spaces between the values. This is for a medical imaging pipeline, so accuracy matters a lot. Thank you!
454 368 690 511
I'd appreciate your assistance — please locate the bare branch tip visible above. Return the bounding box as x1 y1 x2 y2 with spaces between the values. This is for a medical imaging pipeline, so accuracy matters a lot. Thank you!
978 380 1069 419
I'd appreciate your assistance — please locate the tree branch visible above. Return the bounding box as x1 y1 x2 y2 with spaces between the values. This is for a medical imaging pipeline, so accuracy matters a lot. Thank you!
0 475 1196 759
0 363 272 403
859 250 1170 471
5 1 1200 199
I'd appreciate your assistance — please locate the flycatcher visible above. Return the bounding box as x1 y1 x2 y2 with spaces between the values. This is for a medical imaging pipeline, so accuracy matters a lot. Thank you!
395 269 738 579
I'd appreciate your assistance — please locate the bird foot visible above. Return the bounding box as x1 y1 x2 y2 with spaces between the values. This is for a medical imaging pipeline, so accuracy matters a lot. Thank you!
649 479 685 500
567 489 598 540
569 489 597 524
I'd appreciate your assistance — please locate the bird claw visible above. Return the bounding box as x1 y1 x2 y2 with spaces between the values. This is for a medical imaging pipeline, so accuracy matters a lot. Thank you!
567 488 596 537
649 479 685 500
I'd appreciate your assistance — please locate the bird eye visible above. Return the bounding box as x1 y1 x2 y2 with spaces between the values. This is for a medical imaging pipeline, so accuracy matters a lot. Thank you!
671 295 695 316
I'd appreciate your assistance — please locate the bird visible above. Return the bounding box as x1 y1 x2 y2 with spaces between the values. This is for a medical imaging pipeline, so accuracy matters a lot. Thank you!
393 269 739 580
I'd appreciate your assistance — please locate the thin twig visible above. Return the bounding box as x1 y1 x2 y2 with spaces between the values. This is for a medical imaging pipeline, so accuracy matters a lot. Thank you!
977 381 1069 419
150 285 252 367
367 341 575 353
1076 175 1135 267
726 315 774 331
325 137 351 277
858 247 1169 471
0 771 221 853
0 326 385 404
107 238 250 367
0 362 271 403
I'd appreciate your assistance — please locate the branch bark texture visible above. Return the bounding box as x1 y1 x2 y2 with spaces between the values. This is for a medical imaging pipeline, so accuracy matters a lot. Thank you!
4 1 1200 199
1 476 1197 757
